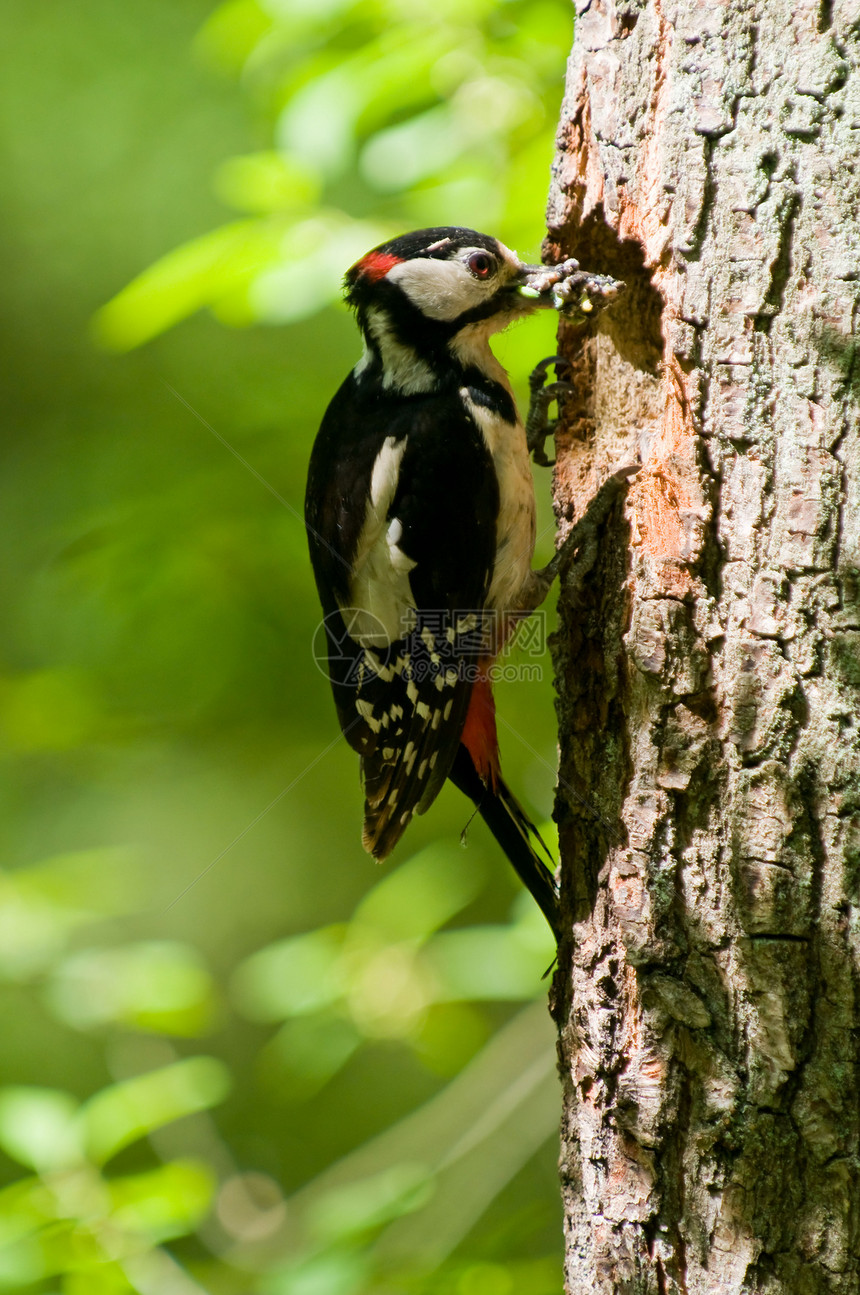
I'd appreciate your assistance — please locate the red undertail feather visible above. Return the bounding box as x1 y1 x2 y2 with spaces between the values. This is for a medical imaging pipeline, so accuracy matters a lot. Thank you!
460 669 500 791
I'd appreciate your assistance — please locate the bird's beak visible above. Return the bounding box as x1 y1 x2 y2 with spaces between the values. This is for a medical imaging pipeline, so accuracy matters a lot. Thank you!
513 261 548 299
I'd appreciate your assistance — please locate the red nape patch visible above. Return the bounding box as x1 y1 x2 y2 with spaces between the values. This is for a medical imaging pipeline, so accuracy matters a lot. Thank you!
356 251 403 283
461 670 501 791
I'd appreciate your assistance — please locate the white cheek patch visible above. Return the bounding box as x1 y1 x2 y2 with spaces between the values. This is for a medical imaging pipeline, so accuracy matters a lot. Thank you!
386 254 499 322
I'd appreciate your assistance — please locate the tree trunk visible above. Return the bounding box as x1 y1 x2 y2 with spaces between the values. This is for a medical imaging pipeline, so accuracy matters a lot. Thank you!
546 0 860 1290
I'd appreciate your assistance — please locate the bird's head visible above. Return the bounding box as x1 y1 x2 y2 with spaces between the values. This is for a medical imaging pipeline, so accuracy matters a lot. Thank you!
344 227 622 393
343 227 553 391
345 226 540 333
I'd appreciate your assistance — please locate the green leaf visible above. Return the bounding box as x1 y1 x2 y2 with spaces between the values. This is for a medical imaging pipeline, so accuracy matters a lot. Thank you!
352 844 485 943
249 216 387 324
93 220 285 350
276 70 363 177
214 151 320 214
81 1058 230 1164
0 669 101 753
263 1015 362 1098
0 1089 82 1172
0 1177 52 1249
45 941 216 1036
263 1250 367 1295
108 1160 215 1241
359 105 461 192
231 927 345 1021
306 1163 434 1243
0 848 145 983
0 1232 49 1290
61 1266 135 1295
419 923 554 1001
194 0 274 75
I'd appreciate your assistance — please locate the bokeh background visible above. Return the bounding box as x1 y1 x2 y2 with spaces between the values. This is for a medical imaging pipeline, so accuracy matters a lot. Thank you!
1 2 575 1290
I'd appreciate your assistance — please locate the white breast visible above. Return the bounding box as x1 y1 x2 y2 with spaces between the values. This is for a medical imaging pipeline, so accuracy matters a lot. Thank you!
460 389 536 615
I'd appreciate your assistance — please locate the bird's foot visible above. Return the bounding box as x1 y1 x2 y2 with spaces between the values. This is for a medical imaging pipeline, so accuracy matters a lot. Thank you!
525 355 573 467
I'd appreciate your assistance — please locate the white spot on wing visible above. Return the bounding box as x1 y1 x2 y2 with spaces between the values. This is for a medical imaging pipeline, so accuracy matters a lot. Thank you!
365 649 395 682
356 698 381 732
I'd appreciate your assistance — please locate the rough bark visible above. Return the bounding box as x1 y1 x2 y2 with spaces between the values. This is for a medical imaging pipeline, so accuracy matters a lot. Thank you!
546 0 860 1290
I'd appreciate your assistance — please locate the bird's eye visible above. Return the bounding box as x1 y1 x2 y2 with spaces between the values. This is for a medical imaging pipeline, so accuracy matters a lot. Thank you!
467 251 495 279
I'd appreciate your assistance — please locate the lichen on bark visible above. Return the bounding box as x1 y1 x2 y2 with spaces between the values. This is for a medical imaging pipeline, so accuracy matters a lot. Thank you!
546 0 860 1290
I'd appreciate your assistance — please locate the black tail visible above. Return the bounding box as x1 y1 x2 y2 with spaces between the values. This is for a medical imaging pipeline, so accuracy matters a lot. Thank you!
449 746 561 940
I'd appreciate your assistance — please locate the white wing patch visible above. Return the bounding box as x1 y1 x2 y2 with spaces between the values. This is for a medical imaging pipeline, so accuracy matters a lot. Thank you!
369 436 405 511
386 517 414 572
344 436 417 646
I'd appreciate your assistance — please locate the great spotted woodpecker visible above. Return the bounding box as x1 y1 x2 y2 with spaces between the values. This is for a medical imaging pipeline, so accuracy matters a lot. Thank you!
305 227 628 938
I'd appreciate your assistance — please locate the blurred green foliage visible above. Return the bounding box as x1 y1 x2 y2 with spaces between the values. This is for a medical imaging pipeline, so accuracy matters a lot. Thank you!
95 0 571 348
1 0 572 1290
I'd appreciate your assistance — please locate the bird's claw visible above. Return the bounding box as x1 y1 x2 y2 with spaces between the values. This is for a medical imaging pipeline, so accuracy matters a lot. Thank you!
526 356 574 467
528 354 569 388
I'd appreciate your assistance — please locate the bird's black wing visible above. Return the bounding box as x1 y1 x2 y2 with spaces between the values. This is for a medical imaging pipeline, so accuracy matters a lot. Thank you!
306 374 499 858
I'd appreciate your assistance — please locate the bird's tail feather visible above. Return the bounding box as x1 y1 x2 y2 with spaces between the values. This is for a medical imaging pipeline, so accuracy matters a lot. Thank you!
448 746 561 939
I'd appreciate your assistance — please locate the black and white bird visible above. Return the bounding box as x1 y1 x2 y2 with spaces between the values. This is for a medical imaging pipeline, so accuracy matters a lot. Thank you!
305 226 626 939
